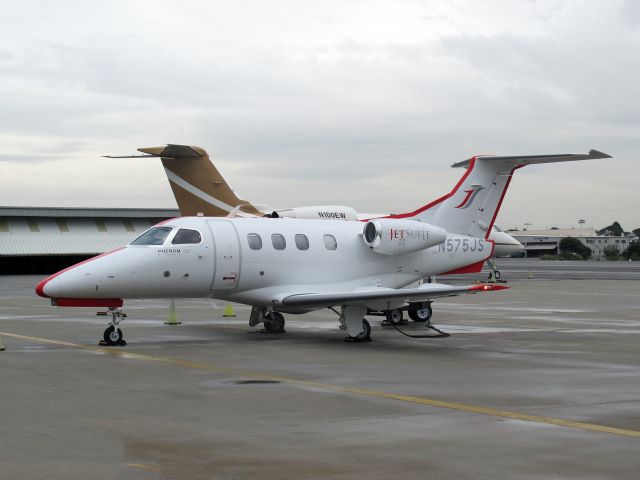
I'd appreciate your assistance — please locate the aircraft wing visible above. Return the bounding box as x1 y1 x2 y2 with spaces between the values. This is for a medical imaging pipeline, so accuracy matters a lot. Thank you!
277 283 507 308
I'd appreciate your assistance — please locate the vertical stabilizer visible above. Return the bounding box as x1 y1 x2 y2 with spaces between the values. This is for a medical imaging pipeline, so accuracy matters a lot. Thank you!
135 145 263 217
393 150 611 239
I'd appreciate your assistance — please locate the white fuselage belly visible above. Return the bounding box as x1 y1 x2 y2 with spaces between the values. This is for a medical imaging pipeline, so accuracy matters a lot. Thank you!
42 217 491 307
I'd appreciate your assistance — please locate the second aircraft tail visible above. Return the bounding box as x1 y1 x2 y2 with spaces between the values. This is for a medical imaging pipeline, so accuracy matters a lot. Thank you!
136 145 262 217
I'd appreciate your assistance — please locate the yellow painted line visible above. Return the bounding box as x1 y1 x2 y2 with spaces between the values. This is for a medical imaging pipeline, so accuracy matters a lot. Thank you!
3 330 640 439
125 463 161 473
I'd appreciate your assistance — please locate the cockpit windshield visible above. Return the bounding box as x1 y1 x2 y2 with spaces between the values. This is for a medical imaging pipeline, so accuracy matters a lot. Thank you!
130 227 172 246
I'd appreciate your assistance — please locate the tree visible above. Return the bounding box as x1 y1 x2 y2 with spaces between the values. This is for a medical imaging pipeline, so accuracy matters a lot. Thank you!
622 242 640 261
598 221 624 236
559 237 591 259
633 228 640 237
602 245 621 260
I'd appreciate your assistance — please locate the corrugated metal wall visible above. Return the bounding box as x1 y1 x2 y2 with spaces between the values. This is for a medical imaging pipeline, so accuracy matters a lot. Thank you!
0 217 156 255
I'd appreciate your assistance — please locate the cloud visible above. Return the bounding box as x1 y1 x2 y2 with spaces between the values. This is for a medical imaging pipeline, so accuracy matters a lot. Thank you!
0 0 636 230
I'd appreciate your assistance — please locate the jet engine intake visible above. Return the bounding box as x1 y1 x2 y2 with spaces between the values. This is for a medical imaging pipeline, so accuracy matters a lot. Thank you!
363 219 446 255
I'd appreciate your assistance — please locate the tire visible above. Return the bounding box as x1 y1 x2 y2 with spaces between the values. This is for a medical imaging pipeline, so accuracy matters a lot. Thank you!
351 319 371 342
408 303 432 323
385 309 403 326
494 270 501 280
103 326 123 345
264 312 285 333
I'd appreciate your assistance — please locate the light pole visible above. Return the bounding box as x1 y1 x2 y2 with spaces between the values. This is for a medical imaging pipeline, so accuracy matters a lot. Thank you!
579 219 586 228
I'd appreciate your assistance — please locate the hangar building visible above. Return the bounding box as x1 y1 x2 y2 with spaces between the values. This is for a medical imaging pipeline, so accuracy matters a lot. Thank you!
0 207 179 274
509 227 635 258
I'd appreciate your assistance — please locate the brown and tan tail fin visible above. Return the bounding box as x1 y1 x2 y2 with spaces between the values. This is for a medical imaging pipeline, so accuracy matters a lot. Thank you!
136 144 263 217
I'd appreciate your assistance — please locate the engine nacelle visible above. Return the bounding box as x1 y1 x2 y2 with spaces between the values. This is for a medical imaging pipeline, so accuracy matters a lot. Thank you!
363 219 446 255
275 205 358 221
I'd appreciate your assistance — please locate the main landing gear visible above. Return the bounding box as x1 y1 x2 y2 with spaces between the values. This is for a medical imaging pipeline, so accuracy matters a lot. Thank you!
249 307 286 334
98 307 127 346
339 305 371 342
374 301 433 327
264 311 286 333
408 302 433 325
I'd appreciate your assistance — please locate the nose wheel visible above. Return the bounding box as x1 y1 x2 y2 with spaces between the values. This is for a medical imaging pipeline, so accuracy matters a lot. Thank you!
104 325 123 344
98 307 127 346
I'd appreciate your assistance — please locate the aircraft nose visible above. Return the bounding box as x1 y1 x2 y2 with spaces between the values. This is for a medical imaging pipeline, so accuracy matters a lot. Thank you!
35 250 122 299
512 237 525 250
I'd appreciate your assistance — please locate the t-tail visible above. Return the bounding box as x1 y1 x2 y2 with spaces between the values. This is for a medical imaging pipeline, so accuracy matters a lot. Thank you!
390 149 611 239
106 144 262 217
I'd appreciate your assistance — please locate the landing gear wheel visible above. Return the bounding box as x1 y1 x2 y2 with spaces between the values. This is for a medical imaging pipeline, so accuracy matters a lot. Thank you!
264 312 286 333
348 319 371 342
494 270 501 280
103 325 125 346
408 302 432 325
384 309 403 326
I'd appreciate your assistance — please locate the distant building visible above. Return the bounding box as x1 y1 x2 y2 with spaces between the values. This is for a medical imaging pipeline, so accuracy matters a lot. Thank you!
508 227 634 258
0 207 179 274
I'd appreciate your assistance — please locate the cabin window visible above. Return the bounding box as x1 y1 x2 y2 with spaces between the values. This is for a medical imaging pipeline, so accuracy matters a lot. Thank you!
323 234 337 250
131 227 172 245
247 233 263 250
271 233 286 250
172 228 202 244
295 234 309 250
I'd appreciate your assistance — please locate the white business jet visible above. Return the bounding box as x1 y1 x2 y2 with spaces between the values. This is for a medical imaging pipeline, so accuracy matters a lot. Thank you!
105 144 523 287
36 149 609 344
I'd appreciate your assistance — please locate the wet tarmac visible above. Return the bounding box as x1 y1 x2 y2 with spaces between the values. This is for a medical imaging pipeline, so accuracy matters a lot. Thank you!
1 261 639 479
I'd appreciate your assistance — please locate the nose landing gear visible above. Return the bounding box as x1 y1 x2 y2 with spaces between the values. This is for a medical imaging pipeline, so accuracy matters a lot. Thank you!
98 307 127 346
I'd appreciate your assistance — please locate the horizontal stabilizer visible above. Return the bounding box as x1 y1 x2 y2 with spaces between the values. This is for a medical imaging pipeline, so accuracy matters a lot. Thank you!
104 144 207 159
452 149 611 169
277 283 508 308
138 144 206 158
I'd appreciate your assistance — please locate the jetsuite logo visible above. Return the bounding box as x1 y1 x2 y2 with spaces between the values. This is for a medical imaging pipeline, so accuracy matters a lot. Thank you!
389 228 431 240
454 186 484 209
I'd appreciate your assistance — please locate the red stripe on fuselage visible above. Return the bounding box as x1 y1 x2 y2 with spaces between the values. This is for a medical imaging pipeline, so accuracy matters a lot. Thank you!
361 157 479 221
53 298 124 308
439 260 486 275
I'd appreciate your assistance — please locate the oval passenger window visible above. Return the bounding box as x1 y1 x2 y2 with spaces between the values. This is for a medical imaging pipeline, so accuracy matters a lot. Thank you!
247 233 263 250
295 234 309 250
323 234 337 250
271 233 286 250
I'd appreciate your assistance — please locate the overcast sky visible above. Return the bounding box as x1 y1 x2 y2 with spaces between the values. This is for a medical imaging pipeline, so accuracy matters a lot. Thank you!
1 0 637 230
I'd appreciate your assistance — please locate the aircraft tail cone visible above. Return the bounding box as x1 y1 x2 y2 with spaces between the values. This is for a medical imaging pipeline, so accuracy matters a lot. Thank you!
528 269 534 279
165 299 182 325
222 304 236 317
